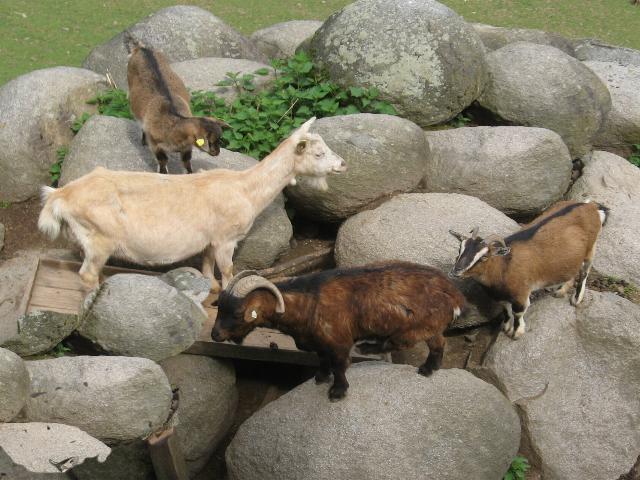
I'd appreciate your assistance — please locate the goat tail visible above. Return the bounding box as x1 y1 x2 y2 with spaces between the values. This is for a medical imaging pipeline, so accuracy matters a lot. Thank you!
38 186 64 240
596 203 610 227
123 31 144 54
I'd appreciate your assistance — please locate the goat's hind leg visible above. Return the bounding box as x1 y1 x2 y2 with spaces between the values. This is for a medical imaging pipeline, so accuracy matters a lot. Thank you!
572 243 597 306
214 242 236 290
78 241 111 291
511 296 530 339
180 149 193 174
315 351 332 384
202 244 221 293
328 348 351 401
419 334 445 377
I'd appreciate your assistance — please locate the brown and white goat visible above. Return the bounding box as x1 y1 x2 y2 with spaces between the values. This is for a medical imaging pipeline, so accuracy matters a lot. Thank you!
127 37 228 173
449 200 608 339
211 262 466 401
38 118 346 291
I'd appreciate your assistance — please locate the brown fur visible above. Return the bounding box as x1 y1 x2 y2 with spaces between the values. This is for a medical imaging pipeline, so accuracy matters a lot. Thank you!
212 261 465 400
127 45 227 173
451 201 606 339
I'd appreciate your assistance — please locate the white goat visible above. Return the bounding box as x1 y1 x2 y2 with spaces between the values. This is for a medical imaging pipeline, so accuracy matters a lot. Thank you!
38 118 346 291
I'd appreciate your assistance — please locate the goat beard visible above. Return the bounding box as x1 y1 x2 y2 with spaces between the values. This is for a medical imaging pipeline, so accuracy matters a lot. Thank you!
303 176 329 191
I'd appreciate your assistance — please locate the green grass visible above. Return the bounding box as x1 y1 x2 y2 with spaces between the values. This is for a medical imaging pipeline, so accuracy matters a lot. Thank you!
1 0 640 86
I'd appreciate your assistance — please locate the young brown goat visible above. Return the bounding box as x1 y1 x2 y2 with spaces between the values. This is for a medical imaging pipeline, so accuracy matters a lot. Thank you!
211 262 465 401
449 200 608 339
126 37 228 173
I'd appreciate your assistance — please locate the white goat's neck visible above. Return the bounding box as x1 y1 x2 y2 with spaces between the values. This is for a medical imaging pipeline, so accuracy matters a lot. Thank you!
242 140 296 210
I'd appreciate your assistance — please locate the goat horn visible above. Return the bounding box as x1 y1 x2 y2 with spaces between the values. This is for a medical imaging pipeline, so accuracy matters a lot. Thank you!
230 275 286 314
470 226 479 239
225 270 259 293
484 234 506 247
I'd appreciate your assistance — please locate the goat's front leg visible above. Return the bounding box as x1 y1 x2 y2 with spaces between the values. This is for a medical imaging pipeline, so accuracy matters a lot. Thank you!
214 242 236 290
180 149 193 174
202 244 220 293
78 240 111 292
315 351 332 384
152 145 169 174
419 334 445 377
501 301 515 337
328 347 351 401
511 295 531 340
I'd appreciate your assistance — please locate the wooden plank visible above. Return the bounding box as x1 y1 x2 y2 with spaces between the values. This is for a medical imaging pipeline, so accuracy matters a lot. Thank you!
147 428 189 480
16 255 40 317
28 285 85 313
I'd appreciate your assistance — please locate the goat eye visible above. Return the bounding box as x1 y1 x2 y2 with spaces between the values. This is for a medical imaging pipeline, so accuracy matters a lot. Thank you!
315 152 324 158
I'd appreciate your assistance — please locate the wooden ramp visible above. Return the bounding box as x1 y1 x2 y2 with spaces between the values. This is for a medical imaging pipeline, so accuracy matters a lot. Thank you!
23 254 343 366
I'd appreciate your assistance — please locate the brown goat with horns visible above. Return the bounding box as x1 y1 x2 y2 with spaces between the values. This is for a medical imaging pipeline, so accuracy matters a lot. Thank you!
449 200 608 339
126 35 228 173
212 262 465 401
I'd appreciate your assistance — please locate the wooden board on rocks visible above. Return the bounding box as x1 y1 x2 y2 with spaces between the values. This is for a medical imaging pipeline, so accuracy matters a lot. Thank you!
21 248 361 367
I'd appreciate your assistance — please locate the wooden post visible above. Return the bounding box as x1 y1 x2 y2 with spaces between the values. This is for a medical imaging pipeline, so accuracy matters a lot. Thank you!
147 427 189 480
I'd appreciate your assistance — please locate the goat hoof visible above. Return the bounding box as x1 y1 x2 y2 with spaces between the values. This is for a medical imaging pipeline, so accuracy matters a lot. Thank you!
570 295 580 306
418 365 435 377
328 386 347 401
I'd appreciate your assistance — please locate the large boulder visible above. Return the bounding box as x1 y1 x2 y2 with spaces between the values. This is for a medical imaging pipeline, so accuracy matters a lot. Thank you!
424 126 572 215
286 114 428 221
335 193 519 328
20 356 172 443
0 348 29 422
2 311 79 357
482 291 640 480
78 274 206 362
584 61 640 150
171 58 275 104
567 151 640 285
83 6 265 89
0 423 110 474
308 0 487 126
160 355 238 476
226 364 519 480
0 67 106 202
471 23 575 55
0 447 70 479
59 116 292 270
478 42 611 157
573 38 640 66
251 20 323 59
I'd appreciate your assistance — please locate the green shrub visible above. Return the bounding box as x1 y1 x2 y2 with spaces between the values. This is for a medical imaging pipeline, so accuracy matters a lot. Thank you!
85 51 396 160
50 146 68 185
71 112 92 134
629 144 640 167
504 456 530 480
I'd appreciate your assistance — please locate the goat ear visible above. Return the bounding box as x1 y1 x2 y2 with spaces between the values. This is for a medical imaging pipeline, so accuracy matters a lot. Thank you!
449 230 465 242
296 140 307 154
489 243 511 256
212 117 230 129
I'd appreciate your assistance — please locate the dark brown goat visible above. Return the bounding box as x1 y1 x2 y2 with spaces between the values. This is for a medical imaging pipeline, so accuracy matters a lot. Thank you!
126 36 228 173
212 262 465 401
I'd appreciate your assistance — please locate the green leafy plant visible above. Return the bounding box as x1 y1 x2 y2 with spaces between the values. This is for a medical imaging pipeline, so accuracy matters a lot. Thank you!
86 51 396 160
71 112 92 134
51 341 72 357
449 112 473 128
0 201 10 209
628 143 640 167
87 88 133 119
504 456 530 480
50 146 68 185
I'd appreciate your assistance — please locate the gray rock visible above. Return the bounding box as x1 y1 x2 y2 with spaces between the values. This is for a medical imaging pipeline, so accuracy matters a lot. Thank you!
308 0 487 126
0 252 39 345
83 6 265 90
0 67 106 202
335 193 519 329
0 447 70 479
251 20 323 59
20 356 172 443
0 348 29 422
2 311 79 357
59 116 291 270
483 291 640 480
567 151 640 285
226 364 520 480
0 223 4 252
160 355 238 476
71 441 152 480
286 114 428 221
584 61 640 149
0 423 110 474
424 126 572 215
573 38 640 66
472 23 575 55
78 274 206 362
478 42 611 157
159 267 212 304
171 57 275 104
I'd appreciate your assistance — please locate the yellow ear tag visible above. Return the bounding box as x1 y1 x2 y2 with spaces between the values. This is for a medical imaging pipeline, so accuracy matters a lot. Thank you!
196 138 205 147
